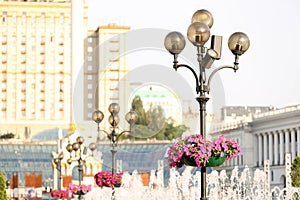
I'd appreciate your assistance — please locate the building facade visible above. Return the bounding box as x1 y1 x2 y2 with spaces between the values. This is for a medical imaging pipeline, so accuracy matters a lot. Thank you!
0 0 132 138
83 24 131 130
0 0 76 137
210 104 300 188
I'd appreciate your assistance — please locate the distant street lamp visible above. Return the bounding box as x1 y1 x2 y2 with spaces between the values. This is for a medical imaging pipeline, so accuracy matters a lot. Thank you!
92 103 138 200
65 136 97 185
164 9 250 200
53 152 64 190
92 103 138 174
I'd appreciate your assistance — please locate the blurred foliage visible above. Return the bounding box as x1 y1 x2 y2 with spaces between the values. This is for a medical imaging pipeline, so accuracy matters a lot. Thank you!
120 95 189 141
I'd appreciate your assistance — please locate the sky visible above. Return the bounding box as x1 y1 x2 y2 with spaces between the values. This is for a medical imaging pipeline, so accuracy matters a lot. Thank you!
86 0 300 109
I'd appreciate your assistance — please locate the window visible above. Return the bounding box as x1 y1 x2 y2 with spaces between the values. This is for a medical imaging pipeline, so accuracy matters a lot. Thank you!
87 37 93 43
87 56 92 61
87 47 93 52
87 65 92 71
87 112 92 118
87 84 92 90
87 75 92 80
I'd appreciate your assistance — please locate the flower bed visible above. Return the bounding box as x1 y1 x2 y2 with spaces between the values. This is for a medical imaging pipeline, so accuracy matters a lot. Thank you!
166 134 241 168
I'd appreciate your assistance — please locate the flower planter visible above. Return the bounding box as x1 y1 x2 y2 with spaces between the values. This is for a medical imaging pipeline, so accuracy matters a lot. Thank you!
181 154 226 168
95 171 123 188
181 155 198 167
206 154 226 167
166 134 241 169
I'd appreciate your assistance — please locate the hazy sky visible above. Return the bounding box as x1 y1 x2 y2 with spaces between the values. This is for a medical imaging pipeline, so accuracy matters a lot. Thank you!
87 0 300 109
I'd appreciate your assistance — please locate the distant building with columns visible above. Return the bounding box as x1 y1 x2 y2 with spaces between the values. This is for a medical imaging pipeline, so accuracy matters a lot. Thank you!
210 104 300 188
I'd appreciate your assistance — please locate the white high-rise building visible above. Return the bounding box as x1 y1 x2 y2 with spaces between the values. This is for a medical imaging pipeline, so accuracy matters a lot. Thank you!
0 0 76 137
0 0 131 138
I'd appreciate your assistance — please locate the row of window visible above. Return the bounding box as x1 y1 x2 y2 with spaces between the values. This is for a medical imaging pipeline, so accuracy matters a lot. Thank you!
2 12 65 24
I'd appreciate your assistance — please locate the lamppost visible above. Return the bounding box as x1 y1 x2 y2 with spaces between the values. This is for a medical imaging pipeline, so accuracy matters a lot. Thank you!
92 103 138 200
53 152 64 190
164 9 250 200
65 136 97 185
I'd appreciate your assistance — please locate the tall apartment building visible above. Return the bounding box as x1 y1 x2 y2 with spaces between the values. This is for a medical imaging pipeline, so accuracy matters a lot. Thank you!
0 0 132 137
0 0 82 137
84 24 131 130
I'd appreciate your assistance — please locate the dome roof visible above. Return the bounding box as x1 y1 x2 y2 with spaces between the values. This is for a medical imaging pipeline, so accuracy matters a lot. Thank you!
31 128 68 141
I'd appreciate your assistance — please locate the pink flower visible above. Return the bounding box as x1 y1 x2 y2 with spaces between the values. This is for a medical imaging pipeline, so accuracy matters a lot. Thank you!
94 171 123 188
165 134 242 168
50 189 69 198
67 183 91 195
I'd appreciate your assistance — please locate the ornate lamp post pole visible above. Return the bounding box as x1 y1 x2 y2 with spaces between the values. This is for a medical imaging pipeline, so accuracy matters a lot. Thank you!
92 103 138 174
164 9 250 200
92 103 138 199
65 136 97 185
53 152 64 190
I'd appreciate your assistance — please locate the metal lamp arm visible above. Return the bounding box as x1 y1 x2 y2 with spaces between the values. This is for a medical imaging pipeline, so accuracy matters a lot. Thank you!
207 65 239 92
175 64 200 94
99 129 111 139
116 130 131 141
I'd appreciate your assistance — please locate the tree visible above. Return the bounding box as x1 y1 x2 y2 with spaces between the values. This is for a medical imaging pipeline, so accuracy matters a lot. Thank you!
0 171 7 200
291 156 300 187
162 119 189 140
147 104 166 133
131 96 149 125
126 95 189 141
0 132 14 139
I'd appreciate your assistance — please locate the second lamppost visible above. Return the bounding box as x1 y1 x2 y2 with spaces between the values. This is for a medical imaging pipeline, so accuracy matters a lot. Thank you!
65 136 97 185
53 152 64 190
92 103 138 175
164 9 250 200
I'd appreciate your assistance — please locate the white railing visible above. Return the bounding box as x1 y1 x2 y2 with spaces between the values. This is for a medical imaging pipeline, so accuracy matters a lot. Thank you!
254 104 300 119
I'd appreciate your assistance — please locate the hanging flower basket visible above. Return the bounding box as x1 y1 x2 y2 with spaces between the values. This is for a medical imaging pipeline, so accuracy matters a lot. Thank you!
181 154 197 167
50 189 69 199
94 171 123 188
166 134 241 168
181 152 226 167
66 183 91 196
206 153 227 167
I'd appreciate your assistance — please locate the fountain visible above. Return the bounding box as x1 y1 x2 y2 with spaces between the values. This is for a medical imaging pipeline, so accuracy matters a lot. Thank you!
84 165 300 200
